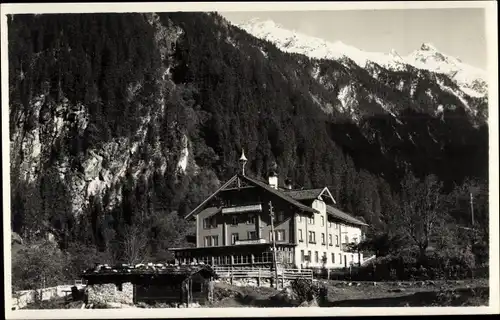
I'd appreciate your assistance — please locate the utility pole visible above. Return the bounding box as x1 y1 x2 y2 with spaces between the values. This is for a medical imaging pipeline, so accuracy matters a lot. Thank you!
470 192 475 226
269 201 279 289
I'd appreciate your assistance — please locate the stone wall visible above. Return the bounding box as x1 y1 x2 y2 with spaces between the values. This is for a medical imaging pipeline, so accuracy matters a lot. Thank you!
12 284 86 310
86 282 134 306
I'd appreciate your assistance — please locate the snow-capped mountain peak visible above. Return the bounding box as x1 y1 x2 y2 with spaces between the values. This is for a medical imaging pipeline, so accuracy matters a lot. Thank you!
405 43 487 97
236 19 487 97
419 42 439 52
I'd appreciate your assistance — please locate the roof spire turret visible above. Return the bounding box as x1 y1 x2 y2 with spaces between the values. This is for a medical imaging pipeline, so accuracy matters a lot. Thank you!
239 149 248 176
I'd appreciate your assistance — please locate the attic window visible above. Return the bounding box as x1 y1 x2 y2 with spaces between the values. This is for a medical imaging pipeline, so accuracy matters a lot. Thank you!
276 212 284 223
231 216 238 225
246 214 256 225
203 216 217 229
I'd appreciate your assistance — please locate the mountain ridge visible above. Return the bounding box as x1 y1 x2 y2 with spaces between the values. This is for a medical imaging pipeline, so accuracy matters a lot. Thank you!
236 19 488 99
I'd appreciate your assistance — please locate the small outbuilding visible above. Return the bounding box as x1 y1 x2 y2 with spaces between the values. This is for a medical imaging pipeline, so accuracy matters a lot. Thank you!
81 263 218 307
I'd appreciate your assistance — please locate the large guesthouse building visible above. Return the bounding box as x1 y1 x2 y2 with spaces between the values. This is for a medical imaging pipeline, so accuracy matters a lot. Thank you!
169 151 368 270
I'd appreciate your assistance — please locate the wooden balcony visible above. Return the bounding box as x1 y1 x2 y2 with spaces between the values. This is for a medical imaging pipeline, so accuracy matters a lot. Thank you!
221 204 263 214
234 238 268 245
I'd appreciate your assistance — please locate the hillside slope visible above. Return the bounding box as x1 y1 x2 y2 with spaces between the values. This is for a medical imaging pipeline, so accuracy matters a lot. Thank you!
8 12 488 257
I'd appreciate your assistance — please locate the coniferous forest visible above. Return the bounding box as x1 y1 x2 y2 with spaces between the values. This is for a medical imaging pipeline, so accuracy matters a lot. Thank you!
8 12 489 290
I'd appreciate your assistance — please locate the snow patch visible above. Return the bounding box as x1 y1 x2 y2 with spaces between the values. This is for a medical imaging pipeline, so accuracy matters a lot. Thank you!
427 126 438 143
395 130 403 141
258 47 268 58
436 78 471 113
373 95 392 113
408 134 416 145
460 86 484 98
337 85 357 114
397 80 405 91
226 37 238 48
311 66 320 80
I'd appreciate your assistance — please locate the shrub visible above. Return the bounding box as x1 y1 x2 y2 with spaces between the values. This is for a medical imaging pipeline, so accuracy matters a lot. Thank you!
12 240 68 291
290 278 320 303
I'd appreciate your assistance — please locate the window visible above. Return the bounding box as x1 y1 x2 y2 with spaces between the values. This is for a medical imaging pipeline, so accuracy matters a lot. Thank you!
301 250 305 262
321 233 325 245
248 231 257 240
246 214 255 224
231 233 239 244
298 215 302 223
332 253 335 264
335 235 339 246
231 216 238 225
308 231 316 243
270 230 285 242
329 234 332 246
277 212 284 222
328 221 332 228
339 253 342 264
321 216 325 227
276 230 285 242
308 215 315 225
298 229 303 242
307 250 311 262
203 217 216 229
315 251 319 263
345 235 349 244
211 235 219 246
323 252 327 264
204 236 212 247
335 223 338 229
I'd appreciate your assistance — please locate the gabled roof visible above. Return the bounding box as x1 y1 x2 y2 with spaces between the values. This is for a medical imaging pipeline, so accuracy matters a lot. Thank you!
184 174 318 220
241 175 318 214
326 205 368 227
184 175 238 220
198 207 220 218
284 187 336 204
81 263 218 282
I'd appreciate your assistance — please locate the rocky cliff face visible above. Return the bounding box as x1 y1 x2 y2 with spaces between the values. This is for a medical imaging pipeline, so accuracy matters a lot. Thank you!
9 13 191 221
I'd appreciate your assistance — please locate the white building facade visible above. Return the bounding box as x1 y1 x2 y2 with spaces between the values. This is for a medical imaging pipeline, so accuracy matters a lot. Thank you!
293 199 365 269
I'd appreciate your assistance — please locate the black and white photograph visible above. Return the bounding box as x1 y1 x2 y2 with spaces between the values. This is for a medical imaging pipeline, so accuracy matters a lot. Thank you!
2 1 498 318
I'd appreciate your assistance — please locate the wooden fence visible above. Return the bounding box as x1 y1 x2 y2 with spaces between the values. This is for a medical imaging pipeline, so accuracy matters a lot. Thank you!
213 266 313 286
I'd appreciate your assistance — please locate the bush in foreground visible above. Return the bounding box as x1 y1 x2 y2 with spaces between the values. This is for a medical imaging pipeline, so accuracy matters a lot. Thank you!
290 278 327 305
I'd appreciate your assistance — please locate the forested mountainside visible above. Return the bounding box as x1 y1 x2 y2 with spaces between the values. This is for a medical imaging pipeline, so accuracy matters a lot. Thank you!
8 12 488 266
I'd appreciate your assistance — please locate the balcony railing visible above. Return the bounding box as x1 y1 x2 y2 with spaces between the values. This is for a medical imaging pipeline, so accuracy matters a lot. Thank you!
234 238 268 245
221 204 263 214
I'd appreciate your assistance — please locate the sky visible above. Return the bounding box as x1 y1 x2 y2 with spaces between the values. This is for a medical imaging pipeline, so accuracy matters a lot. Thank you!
220 8 487 70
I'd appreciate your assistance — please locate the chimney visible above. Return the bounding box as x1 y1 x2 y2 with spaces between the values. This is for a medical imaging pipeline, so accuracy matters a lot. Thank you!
268 170 278 190
284 178 293 190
